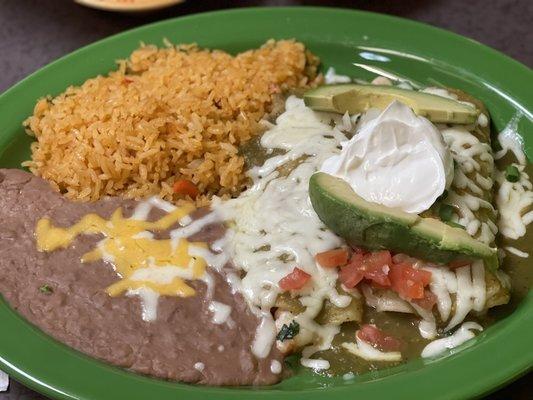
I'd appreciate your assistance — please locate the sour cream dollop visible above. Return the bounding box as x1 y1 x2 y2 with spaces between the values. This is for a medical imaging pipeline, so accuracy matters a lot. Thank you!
321 101 454 214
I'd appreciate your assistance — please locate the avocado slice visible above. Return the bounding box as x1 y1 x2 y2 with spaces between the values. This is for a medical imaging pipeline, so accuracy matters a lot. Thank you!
309 172 498 270
303 84 479 124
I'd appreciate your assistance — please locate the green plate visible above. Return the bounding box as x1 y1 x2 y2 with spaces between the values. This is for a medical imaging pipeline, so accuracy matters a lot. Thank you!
0 7 531 400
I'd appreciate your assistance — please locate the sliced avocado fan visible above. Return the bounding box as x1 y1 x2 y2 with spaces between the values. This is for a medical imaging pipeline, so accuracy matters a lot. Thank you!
304 84 479 124
309 173 498 270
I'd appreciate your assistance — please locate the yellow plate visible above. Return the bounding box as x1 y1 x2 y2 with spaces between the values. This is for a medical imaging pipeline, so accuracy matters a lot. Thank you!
74 0 184 12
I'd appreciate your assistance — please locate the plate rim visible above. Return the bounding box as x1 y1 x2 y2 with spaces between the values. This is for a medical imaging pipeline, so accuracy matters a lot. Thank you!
0 6 531 400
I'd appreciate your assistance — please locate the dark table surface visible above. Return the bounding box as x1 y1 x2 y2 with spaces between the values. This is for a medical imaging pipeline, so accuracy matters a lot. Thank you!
0 0 531 398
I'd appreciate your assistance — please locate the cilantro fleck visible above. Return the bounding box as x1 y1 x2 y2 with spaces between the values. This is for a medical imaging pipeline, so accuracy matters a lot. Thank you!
505 165 520 183
439 204 455 222
276 321 300 342
39 285 53 294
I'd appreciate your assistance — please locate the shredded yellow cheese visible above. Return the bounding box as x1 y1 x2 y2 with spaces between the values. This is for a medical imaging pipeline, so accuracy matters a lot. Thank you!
35 204 207 298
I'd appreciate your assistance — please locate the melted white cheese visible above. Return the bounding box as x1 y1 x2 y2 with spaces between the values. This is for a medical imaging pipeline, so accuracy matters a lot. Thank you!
270 360 282 374
361 284 413 313
194 362 205 372
422 263 485 331
495 163 533 241
410 302 437 339
130 196 178 220
123 254 206 322
480 113 533 245
210 97 350 360
127 287 159 322
447 263 485 330
170 212 221 241
321 101 454 214
208 301 233 326
442 126 497 244
300 358 331 370
188 244 229 273
478 113 489 127
130 264 195 282
423 266 457 322
495 113 526 165
341 336 402 362
252 312 278 359
131 231 155 240
504 246 529 258
115 199 209 322
421 322 483 358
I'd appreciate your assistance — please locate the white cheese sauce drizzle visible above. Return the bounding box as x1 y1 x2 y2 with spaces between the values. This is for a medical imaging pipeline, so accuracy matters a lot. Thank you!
122 197 199 322
361 284 412 314
251 311 278 359
504 246 529 258
208 96 353 365
441 126 497 244
300 358 331 371
127 287 160 322
341 336 402 362
495 112 526 164
270 360 282 374
419 262 486 332
193 362 205 372
421 322 483 358
118 197 233 325
208 301 234 327
409 301 437 339
130 196 177 220
495 164 533 243
493 113 533 255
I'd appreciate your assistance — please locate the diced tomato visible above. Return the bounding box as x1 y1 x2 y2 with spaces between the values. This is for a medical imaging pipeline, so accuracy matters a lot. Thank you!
361 250 392 287
338 250 392 289
173 179 200 199
357 324 402 352
389 263 432 300
365 250 393 268
339 252 365 288
448 259 472 269
336 248 433 301
412 290 438 310
315 248 349 268
279 267 311 291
